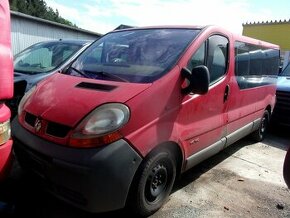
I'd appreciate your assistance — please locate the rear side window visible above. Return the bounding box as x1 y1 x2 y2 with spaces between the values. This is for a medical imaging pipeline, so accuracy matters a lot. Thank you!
235 41 280 89
187 35 229 84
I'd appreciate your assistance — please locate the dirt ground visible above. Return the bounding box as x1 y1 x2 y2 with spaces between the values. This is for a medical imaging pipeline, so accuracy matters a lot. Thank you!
153 129 290 218
0 128 289 218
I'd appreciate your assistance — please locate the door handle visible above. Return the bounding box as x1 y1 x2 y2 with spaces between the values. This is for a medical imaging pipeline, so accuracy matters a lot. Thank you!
224 85 230 103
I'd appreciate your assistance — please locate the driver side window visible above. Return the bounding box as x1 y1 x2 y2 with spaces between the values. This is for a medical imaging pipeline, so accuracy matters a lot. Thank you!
187 42 205 72
187 35 229 84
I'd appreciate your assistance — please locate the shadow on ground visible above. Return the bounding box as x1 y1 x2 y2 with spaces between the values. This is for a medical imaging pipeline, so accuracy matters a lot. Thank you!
174 127 289 192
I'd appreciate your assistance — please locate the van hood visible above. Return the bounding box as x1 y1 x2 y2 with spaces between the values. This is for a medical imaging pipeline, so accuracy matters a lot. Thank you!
277 76 290 92
24 73 151 127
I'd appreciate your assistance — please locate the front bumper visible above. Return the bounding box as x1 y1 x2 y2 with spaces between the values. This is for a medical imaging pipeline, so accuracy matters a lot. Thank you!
12 118 142 213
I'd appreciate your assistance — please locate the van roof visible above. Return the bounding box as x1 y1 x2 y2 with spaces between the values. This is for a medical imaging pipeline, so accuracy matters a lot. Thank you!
45 39 94 45
112 25 279 49
112 25 205 32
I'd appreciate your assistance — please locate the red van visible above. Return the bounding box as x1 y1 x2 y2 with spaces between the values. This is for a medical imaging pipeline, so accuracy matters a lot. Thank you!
12 26 280 216
0 0 14 181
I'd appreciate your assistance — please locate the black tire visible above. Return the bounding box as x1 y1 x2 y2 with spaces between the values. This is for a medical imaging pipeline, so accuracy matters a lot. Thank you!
129 148 176 217
284 148 290 188
251 110 269 142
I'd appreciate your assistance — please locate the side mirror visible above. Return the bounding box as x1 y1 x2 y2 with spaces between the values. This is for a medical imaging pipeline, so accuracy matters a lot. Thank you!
181 65 210 95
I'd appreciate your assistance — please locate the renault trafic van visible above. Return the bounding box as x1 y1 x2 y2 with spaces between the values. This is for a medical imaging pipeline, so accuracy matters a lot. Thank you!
12 26 280 216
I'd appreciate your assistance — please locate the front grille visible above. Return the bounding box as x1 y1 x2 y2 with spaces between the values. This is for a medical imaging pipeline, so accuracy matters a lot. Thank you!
272 91 290 125
25 112 37 126
46 121 71 138
24 112 71 138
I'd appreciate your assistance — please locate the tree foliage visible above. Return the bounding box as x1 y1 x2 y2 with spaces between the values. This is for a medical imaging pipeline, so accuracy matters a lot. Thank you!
9 0 77 27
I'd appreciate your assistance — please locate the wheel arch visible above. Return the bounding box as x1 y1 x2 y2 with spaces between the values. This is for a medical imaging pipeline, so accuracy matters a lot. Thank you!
266 105 272 116
145 141 184 177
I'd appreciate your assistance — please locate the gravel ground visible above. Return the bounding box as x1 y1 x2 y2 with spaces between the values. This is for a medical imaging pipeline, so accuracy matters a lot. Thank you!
0 128 289 218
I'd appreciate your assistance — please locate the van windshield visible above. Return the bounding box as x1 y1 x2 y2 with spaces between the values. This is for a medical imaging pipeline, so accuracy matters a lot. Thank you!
67 28 200 83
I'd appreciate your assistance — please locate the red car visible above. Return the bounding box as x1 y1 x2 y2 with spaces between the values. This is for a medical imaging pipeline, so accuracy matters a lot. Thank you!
12 26 280 216
284 147 290 188
0 0 14 181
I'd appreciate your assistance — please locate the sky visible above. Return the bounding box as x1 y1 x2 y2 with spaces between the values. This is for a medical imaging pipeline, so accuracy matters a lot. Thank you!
45 0 290 34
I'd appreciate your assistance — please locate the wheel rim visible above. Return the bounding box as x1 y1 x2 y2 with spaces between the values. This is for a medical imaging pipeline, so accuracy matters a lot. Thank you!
145 163 168 203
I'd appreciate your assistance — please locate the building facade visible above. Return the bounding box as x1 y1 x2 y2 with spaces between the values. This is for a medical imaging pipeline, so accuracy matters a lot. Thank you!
243 20 290 68
11 11 101 55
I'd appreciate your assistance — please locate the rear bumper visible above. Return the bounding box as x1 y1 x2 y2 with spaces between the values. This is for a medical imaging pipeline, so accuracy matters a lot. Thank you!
12 118 142 213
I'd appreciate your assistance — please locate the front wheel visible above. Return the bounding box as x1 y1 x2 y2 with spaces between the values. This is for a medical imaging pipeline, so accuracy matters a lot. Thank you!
128 148 177 217
251 110 269 142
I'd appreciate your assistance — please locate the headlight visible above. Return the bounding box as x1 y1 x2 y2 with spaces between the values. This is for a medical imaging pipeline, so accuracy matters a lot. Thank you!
18 86 36 116
69 103 130 148
0 121 10 146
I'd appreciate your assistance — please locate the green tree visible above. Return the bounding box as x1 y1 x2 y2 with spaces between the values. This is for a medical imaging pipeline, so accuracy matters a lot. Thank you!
9 0 77 27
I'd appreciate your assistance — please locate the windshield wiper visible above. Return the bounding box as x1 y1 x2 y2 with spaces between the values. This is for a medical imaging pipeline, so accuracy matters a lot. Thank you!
95 71 129 82
80 69 128 82
68 67 128 82
68 66 93 79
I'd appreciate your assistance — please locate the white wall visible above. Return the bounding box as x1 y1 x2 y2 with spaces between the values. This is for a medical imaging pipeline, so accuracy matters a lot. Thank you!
11 11 101 55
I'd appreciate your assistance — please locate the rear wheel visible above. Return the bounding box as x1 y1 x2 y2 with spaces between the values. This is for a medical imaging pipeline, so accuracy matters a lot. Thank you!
251 110 269 142
283 148 290 188
129 148 176 217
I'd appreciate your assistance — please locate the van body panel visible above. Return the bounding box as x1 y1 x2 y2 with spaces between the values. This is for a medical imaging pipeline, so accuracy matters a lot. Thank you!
177 77 229 158
185 138 226 171
123 65 183 156
226 86 263 134
23 73 151 127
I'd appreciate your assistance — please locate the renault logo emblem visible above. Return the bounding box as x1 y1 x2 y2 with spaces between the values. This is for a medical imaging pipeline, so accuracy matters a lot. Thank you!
34 119 42 132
